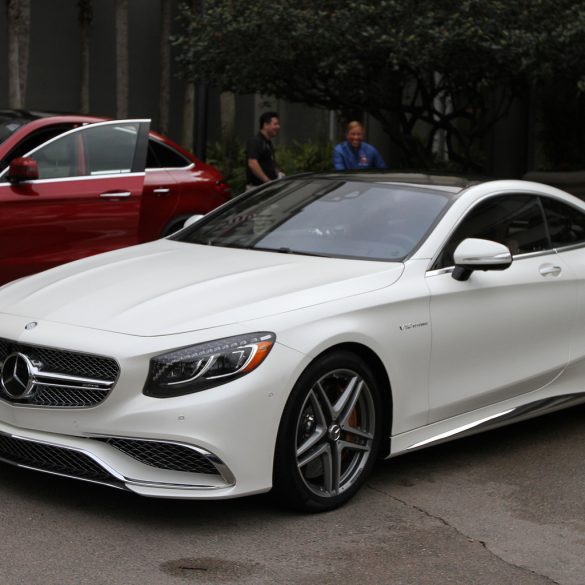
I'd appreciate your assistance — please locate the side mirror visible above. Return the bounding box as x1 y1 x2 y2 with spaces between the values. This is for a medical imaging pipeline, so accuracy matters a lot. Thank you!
7 157 39 183
452 238 512 281
183 214 204 229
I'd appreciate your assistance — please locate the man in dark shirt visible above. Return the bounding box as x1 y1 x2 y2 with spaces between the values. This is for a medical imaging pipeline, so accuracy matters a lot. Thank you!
246 111 282 188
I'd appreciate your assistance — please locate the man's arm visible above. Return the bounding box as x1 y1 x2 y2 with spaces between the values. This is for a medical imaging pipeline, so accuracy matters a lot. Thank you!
247 158 271 183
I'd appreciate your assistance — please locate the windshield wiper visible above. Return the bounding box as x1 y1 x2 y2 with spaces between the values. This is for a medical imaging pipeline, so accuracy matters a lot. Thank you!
253 246 334 258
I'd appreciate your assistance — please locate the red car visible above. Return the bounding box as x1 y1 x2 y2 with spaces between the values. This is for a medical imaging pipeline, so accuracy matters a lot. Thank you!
0 111 230 285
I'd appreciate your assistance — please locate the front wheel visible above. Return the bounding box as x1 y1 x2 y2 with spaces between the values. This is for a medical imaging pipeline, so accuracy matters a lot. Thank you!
273 351 382 512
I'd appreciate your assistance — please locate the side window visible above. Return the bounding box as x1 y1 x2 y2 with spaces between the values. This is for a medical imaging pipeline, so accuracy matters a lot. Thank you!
435 195 549 269
27 121 141 179
146 139 190 169
0 124 78 172
29 132 80 179
83 123 140 175
541 198 585 247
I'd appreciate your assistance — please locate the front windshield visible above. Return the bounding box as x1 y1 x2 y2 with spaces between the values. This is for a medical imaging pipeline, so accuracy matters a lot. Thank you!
176 178 452 261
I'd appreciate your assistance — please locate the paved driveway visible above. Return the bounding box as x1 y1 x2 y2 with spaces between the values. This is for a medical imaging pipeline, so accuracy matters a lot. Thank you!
1 405 584 585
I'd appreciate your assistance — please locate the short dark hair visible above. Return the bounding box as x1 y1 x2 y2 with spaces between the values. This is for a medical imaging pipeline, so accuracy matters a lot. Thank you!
259 111 279 129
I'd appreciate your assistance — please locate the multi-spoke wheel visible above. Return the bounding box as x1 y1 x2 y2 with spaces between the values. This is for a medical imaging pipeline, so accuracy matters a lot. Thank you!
273 351 382 511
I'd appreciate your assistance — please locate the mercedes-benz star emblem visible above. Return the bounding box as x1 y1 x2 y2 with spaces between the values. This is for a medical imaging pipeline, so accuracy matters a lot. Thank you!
0 352 36 399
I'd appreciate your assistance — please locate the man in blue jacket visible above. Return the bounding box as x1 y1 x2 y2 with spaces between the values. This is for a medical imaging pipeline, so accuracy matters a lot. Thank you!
333 121 386 170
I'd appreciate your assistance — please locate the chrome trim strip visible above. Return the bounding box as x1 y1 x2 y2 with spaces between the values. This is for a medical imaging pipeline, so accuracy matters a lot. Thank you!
0 172 146 185
123 478 231 491
554 242 585 254
426 248 559 277
89 433 236 487
146 162 194 172
33 369 113 389
406 393 585 451
1 460 128 491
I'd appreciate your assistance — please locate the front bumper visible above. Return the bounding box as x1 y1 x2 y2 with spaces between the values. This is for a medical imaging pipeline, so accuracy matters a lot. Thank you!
0 314 303 499
0 424 236 497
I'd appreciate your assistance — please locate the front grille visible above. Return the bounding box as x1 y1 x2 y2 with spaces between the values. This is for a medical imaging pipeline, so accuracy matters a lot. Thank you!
0 339 118 380
33 385 110 408
0 338 119 408
0 434 114 482
103 438 220 475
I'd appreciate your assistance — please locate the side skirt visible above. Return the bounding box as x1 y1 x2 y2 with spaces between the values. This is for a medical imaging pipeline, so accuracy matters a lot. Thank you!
390 393 585 455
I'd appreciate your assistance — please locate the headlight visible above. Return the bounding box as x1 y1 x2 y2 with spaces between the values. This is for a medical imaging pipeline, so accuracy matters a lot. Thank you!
143 332 276 398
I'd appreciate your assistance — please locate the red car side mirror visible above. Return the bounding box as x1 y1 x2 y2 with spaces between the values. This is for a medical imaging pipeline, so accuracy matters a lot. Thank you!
7 157 39 183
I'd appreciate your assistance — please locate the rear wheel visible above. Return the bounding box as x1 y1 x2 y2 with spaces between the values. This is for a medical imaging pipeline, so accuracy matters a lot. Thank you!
273 351 382 512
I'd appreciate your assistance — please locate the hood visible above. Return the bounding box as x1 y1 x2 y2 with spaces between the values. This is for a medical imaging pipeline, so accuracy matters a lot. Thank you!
0 240 404 336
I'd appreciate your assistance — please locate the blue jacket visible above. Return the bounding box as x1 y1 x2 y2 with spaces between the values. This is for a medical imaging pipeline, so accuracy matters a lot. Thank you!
333 141 386 170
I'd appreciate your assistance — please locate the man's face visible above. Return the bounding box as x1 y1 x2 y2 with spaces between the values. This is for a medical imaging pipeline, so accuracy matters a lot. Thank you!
347 127 364 149
262 117 280 139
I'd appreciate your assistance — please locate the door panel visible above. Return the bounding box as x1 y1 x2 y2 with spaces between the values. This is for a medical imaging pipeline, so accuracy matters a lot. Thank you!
427 253 575 422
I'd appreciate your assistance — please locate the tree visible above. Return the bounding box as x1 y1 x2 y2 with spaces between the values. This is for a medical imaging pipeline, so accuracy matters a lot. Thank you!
159 0 172 134
6 0 30 109
78 0 93 114
115 0 129 118
180 0 199 150
174 0 585 171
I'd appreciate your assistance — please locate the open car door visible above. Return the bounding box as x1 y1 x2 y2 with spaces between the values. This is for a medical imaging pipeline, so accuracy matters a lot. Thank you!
0 119 150 284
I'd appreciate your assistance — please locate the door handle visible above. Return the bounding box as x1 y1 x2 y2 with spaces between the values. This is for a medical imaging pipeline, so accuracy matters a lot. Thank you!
153 188 170 194
539 264 562 277
100 191 131 198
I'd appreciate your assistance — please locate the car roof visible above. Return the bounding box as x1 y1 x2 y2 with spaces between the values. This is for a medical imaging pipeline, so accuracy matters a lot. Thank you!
290 171 488 194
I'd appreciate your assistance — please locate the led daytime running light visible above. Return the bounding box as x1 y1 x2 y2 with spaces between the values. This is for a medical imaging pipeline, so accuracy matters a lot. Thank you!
144 332 276 398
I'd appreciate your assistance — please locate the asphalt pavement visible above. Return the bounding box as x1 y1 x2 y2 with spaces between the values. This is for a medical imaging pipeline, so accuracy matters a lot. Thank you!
1 405 584 585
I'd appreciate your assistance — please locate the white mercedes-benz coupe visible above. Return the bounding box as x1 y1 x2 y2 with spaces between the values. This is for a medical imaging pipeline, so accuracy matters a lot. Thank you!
1 173 584 511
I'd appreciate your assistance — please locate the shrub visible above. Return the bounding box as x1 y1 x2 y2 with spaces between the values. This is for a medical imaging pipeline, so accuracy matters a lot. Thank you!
207 140 334 196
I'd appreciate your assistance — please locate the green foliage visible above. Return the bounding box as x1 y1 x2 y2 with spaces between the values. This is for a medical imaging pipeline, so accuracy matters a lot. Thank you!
206 140 247 195
174 0 585 172
206 140 334 196
276 142 333 177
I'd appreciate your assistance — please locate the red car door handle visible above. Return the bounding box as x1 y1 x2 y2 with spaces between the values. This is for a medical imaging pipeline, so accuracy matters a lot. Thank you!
99 191 132 198
153 188 171 195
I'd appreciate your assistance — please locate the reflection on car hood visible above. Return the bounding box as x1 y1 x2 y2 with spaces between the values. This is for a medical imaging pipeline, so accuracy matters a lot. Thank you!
0 240 404 336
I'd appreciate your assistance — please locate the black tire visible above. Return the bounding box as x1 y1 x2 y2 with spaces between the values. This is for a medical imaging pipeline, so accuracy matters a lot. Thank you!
273 350 382 512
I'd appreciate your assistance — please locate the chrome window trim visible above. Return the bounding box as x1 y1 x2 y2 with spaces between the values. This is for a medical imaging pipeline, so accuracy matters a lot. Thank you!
553 241 585 254
145 162 194 173
0 171 145 185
